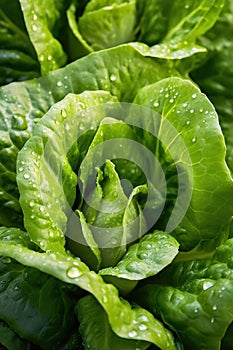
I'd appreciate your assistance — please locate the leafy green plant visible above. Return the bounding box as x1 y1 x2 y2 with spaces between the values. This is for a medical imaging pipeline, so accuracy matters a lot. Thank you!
0 1 232 349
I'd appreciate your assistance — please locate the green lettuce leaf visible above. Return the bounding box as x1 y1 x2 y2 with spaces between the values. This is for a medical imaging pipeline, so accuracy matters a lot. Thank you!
0 0 40 86
0 320 28 350
0 44 176 228
76 295 149 350
0 240 80 349
191 0 233 173
19 0 70 74
100 231 179 280
0 227 177 350
71 0 137 51
133 238 233 350
133 0 225 59
133 76 233 250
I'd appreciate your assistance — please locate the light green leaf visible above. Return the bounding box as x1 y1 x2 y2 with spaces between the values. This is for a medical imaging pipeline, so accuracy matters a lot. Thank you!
0 227 177 350
78 0 137 50
16 91 117 253
100 231 179 280
19 0 69 74
134 76 233 250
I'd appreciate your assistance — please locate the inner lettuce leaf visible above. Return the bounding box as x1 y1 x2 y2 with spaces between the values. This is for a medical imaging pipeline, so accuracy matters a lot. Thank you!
0 227 177 350
132 238 233 350
0 44 178 228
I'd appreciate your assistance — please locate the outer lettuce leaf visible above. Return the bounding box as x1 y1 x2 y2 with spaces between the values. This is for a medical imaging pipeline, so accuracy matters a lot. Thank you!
19 0 70 74
0 320 28 350
0 227 177 350
0 239 80 349
133 238 233 350
0 0 40 86
0 44 177 228
76 295 149 350
133 77 233 250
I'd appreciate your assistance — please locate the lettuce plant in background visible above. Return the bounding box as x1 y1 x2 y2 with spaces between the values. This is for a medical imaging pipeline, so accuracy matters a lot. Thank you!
0 0 233 349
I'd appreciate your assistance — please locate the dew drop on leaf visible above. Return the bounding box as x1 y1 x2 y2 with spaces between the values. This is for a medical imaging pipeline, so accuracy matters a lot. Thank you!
128 330 138 338
66 266 83 279
23 173 31 179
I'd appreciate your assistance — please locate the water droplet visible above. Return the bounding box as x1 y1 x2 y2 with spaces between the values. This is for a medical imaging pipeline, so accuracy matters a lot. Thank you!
48 55 52 61
29 201 34 207
66 266 83 279
111 238 117 245
211 317 215 323
32 24 37 31
212 305 217 311
203 281 213 290
169 98 174 103
147 244 152 249
23 173 31 179
33 14 38 21
110 74 117 82
183 102 188 107
128 330 138 338
192 93 197 99
2 257 11 264
194 308 199 313
153 101 159 107
49 231 54 238
61 109 67 118
205 111 209 115
57 81 62 87
18 167 24 172
14 285 20 291
186 120 190 125
192 137 196 143
200 108 203 113
190 109 195 114
39 206 44 212
185 4 190 9
30 215 35 219
165 93 169 98
138 324 147 331
39 240 46 249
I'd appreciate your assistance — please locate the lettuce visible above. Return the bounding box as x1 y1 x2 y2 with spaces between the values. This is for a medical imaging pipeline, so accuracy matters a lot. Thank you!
0 1 233 349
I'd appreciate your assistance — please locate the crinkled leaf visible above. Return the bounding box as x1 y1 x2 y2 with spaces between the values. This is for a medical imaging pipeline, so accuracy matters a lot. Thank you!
0 227 176 350
100 231 179 280
134 77 233 250
76 295 150 350
133 238 233 350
